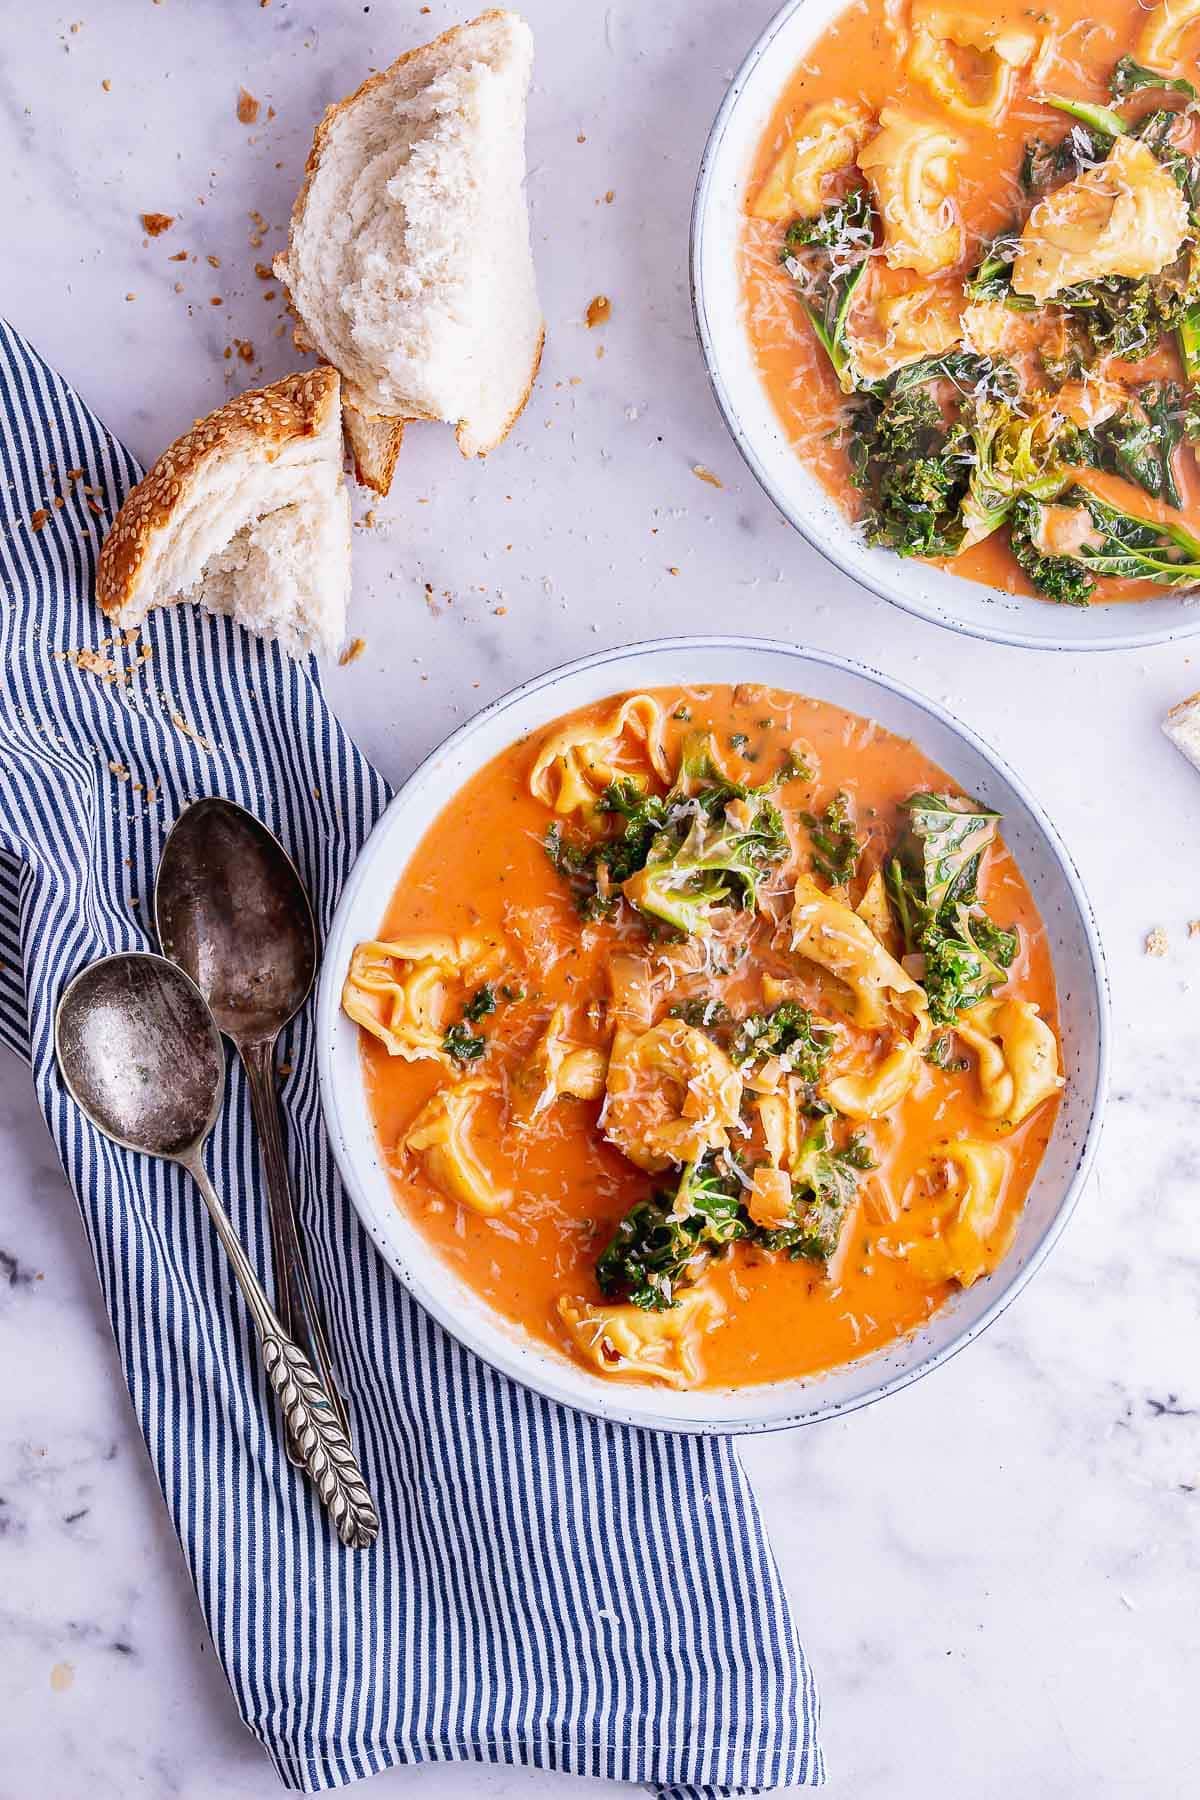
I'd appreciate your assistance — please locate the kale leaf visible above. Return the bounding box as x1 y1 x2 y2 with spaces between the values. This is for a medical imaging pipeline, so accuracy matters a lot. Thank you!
1091 382 1185 508
730 1001 836 1083
1009 495 1097 606
885 792 1018 1025
443 1021 487 1064
544 735 793 937
624 795 787 935
618 733 790 936
668 996 733 1027
965 235 1034 305
595 1159 747 1310
959 396 1087 544
544 781 670 919
849 353 1016 557
897 793 1002 918
1017 485 1200 589
781 186 876 390
753 1120 876 1263
801 789 864 887
1111 56 1196 102
1040 93 1128 138
594 1120 876 1307
850 383 970 557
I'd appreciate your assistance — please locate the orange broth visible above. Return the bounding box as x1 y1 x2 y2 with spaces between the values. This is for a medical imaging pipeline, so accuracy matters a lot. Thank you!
357 686 1060 1390
740 0 1200 602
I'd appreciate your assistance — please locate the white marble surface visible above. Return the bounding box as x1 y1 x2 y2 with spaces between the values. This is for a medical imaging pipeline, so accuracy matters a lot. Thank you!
1 1 1197 1796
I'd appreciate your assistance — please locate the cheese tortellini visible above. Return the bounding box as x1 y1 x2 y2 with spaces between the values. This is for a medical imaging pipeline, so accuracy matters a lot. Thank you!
342 934 489 1064
602 1020 743 1173
956 998 1064 1129
1012 137 1189 305
1139 0 1200 72
790 875 931 1046
846 279 963 386
750 98 874 222
903 1139 1012 1287
557 1286 724 1387
529 693 671 819
512 1004 608 1122
823 1036 922 1121
402 1077 509 1216
907 3 1042 125
857 107 965 276
855 868 899 954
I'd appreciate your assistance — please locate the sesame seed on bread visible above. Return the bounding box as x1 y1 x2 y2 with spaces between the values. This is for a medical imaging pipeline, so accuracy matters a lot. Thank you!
96 367 352 660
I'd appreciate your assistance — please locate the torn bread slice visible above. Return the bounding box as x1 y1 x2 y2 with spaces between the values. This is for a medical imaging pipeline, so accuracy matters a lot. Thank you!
275 9 542 491
1164 691 1200 773
96 368 351 659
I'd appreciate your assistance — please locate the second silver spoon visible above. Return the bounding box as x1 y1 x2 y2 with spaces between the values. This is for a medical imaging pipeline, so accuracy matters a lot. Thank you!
54 952 378 1549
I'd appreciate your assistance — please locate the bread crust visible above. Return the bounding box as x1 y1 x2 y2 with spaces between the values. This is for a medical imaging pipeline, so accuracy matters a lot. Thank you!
340 323 543 491
276 9 540 480
1164 692 1200 770
96 368 341 619
343 403 408 495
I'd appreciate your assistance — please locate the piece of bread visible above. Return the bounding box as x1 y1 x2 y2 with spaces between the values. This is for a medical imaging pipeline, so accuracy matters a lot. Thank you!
342 403 407 496
96 368 351 659
275 10 543 492
1164 692 1200 771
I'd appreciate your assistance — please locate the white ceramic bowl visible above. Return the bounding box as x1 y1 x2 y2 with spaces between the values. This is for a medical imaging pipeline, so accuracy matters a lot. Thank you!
317 637 1109 1433
690 0 1200 652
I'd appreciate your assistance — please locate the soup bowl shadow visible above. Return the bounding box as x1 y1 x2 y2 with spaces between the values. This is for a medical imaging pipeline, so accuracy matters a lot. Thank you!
317 637 1109 1433
689 0 1200 653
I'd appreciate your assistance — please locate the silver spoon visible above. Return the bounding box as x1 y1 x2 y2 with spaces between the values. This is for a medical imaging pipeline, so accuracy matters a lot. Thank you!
153 797 351 1461
54 951 379 1550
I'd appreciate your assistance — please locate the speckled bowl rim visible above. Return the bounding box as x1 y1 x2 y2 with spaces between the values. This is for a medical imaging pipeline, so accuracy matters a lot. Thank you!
317 636 1110 1435
689 0 1200 653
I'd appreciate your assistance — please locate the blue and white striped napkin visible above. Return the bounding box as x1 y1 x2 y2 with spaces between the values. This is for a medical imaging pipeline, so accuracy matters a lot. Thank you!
0 320 822 1795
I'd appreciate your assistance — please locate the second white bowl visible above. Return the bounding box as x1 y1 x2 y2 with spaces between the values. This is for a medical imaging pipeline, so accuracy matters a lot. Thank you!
690 0 1200 652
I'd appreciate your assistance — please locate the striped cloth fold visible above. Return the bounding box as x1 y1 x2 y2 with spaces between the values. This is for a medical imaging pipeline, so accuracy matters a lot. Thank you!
0 319 823 1795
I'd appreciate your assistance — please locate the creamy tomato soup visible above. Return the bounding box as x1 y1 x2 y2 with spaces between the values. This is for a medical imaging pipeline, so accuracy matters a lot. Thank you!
344 687 1062 1390
742 0 1200 604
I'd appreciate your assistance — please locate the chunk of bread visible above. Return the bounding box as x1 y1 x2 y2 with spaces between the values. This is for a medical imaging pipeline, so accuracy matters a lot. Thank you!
275 10 542 492
1164 691 1200 772
96 368 351 659
343 404 407 495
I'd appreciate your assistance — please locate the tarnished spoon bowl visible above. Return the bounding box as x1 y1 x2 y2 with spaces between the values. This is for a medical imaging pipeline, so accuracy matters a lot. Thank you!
54 951 224 1157
54 951 378 1548
154 797 316 1039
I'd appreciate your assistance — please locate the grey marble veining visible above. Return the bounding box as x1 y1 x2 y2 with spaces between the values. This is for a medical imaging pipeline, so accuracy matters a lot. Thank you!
0 1 1197 1795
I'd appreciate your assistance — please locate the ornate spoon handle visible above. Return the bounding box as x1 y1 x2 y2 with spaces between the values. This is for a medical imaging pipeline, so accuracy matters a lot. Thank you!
242 1035 353 1464
180 1149 379 1550
258 1335 379 1549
